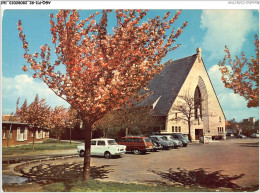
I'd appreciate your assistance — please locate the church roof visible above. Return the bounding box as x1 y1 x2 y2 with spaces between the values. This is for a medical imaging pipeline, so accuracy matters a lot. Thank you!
137 53 198 116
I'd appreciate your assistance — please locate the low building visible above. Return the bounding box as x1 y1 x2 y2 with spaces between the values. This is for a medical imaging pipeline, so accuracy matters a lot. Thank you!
2 120 50 147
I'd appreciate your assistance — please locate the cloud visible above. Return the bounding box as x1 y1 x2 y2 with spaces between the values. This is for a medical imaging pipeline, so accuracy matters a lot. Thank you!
208 65 259 121
200 10 258 60
2 74 69 114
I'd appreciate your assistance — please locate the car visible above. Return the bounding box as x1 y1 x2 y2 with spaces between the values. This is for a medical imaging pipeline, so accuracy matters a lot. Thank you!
237 134 246 139
161 135 182 148
251 133 259 138
151 140 163 151
117 136 154 154
212 135 223 140
180 134 190 143
77 138 126 159
226 133 235 137
149 135 174 150
161 133 188 147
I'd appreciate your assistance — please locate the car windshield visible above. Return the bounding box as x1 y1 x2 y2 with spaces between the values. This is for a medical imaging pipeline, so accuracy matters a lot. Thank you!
176 134 185 139
181 134 188 139
145 138 151 142
107 140 118 145
161 136 168 140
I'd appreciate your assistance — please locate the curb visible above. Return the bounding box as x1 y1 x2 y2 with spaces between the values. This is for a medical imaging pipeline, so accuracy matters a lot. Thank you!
6 154 79 177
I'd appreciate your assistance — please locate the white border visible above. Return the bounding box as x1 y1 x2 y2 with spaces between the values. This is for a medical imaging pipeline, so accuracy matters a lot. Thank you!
0 0 259 10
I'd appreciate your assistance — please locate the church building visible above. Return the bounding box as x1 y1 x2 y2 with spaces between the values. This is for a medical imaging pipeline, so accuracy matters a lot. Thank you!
140 48 226 141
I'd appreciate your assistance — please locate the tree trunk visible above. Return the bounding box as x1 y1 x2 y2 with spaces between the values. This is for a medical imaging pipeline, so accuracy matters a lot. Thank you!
70 127 72 144
125 128 129 136
32 128 35 150
188 120 192 142
103 128 107 138
82 122 92 181
7 124 12 148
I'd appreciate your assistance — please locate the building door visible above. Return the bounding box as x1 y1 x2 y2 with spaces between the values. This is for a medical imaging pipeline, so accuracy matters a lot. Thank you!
195 129 203 140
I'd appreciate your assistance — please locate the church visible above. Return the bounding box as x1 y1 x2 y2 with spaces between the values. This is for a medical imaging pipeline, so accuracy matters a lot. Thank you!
139 48 226 141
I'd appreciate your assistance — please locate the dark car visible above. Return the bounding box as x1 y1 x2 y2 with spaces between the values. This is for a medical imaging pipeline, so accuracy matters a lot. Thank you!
149 135 175 149
181 134 190 143
171 133 189 147
159 133 189 147
117 136 154 154
151 140 163 151
237 134 246 139
158 135 183 149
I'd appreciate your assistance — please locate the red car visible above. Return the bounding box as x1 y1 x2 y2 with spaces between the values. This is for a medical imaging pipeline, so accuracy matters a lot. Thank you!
118 136 154 154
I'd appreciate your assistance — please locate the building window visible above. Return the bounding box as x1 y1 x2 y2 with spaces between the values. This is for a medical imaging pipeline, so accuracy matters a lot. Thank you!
178 126 181 132
218 127 224 133
36 130 40 139
38 130 42 139
43 131 45 138
219 116 221 122
175 126 178 132
17 127 24 141
194 86 202 120
24 127 28 140
175 113 178 119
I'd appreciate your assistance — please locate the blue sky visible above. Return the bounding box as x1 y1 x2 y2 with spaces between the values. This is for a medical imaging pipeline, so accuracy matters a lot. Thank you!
2 8 259 122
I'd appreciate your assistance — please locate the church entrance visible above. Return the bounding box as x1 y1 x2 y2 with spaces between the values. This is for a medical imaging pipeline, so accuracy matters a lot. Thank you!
195 129 203 140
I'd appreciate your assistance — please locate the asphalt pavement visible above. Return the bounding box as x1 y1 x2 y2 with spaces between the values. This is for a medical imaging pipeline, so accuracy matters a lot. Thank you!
2 138 259 192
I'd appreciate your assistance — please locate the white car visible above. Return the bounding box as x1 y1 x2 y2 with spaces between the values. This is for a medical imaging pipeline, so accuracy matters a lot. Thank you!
251 133 259 138
77 138 126 159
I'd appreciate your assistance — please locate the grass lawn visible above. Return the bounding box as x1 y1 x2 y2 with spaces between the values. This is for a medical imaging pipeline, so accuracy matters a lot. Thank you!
2 138 78 156
42 179 213 192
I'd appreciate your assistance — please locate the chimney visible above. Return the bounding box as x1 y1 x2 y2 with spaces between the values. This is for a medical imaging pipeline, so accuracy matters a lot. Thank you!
196 47 202 63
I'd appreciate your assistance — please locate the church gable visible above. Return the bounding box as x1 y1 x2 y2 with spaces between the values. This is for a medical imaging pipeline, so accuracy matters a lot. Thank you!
140 54 197 116
171 49 225 120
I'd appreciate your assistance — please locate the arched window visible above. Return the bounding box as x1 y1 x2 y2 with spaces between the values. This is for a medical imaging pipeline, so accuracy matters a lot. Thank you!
194 86 202 119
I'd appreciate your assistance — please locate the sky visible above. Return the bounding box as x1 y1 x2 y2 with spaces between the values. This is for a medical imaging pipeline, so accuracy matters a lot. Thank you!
1 2 259 122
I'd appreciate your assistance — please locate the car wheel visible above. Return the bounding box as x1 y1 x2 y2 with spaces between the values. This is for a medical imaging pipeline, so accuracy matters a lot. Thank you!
141 150 147 154
183 143 187 147
133 149 140 155
79 150 85 157
174 146 178 149
163 146 169 150
104 151 111 159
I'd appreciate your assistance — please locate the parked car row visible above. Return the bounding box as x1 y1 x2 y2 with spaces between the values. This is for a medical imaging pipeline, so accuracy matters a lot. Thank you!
226 133 259 139
77 133 190 158
236 133 259 138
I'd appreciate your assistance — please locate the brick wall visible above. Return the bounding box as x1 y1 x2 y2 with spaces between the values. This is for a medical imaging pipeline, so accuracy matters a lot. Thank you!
2 123 49 147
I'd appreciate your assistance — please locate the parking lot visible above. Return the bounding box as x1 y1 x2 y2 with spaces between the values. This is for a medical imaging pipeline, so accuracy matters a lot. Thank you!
14 138 259 191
